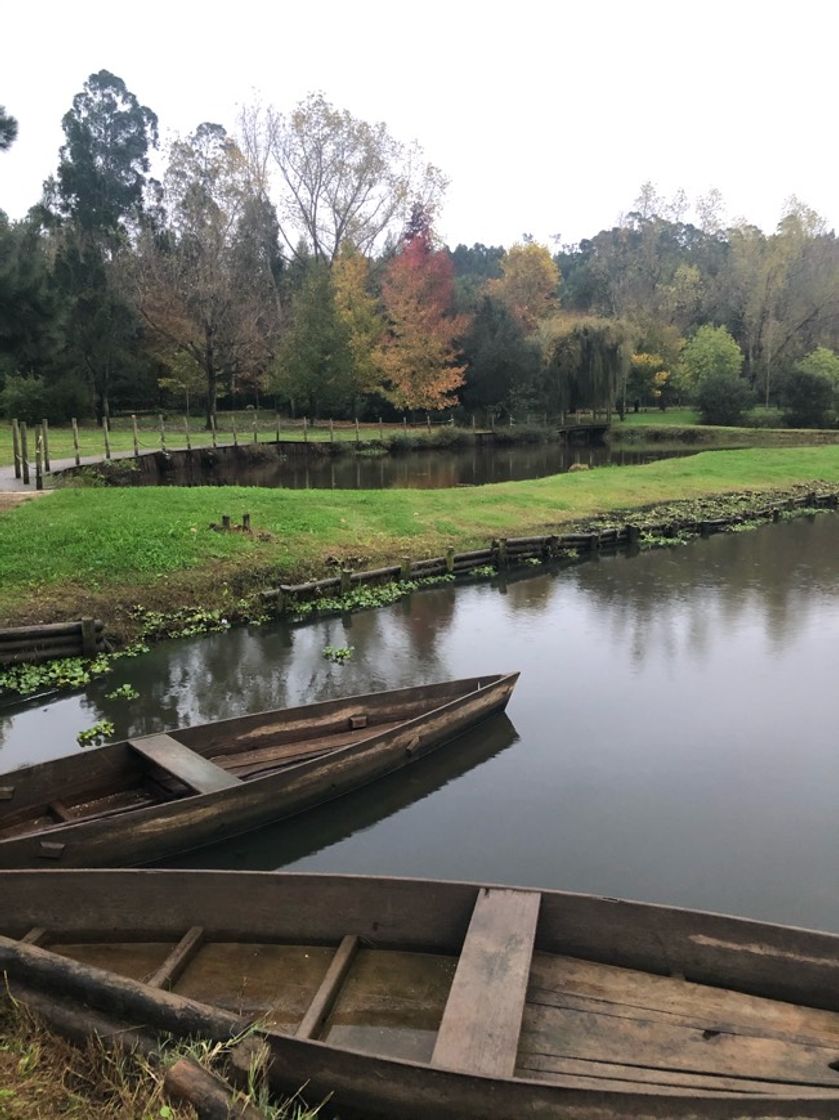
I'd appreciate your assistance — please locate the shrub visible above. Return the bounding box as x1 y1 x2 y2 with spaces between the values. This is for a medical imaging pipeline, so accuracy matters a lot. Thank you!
695 372 754 426
0 372 90 424
781 366 835 428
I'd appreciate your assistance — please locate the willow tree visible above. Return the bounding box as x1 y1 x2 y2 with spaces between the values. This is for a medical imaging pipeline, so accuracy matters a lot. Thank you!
542 317 634 420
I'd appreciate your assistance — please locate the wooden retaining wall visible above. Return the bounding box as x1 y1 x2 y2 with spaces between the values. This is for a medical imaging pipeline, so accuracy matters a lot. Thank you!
263 490 839 611
0 619 106 666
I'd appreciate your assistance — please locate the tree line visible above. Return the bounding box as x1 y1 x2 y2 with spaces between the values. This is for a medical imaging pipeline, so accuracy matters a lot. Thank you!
1 74 838 430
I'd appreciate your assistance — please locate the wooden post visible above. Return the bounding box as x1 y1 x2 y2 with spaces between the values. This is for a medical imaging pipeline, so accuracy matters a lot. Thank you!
445 547 455 574
495 538 508 568
340 568 352 594
379 416 383 440
329 418 334 443
242 513 251 532
426 413 431 430
11 419 21 479
626 524 641 546
355 417 360 444
232 416 238 447
403 415 407 429
400 556 412 579
253 413 258 444
221 515 231 532
276 412 280 442
159 414 166 451
103 416 111 460
20 421 30 485
72 417 81 466
210 414 217 449
80 617 97 657
131 414 140 458
772 507 781 523
184 415 191 451
509 414 513 428
35 431 43 491
471 415 476 431
303 417 308 443
41 419 50 472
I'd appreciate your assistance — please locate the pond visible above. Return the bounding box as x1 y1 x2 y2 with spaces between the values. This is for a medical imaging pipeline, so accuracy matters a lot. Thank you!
3 513 838 931
123 439 692 489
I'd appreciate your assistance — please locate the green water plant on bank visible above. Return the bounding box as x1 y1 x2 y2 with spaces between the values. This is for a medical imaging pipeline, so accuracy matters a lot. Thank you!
289 574 455 621
322 645 354 663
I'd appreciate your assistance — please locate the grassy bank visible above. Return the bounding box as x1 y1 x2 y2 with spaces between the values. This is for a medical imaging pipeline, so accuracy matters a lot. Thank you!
0 997 317 1119
4 446 839 631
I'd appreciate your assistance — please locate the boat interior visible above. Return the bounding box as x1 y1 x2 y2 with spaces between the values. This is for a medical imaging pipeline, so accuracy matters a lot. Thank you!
10 881 839 1098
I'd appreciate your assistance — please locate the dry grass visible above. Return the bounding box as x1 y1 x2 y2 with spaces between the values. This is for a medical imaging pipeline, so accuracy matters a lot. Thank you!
0 995 321 1120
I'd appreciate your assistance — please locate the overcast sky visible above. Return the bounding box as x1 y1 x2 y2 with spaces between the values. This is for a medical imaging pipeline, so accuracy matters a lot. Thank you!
2 0 836 247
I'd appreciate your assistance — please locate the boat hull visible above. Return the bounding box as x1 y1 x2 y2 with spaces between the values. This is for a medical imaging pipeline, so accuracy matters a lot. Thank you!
0 675 517 868
3 869 839 1118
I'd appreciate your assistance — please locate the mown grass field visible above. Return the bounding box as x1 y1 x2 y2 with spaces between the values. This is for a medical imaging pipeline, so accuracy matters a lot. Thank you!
4 446 839 629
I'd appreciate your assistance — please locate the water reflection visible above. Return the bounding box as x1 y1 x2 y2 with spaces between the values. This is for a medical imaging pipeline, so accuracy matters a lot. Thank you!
3 515 839 931
135 441 690 490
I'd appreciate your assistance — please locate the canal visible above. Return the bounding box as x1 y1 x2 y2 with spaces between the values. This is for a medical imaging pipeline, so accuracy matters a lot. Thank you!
2 513 837 931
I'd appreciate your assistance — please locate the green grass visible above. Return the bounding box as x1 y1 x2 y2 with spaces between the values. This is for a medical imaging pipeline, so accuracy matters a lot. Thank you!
619 407 701 426
4 445 839 628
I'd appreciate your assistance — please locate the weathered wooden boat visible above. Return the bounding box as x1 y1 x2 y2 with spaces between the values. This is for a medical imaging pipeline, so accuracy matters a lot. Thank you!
0 674 517 868
4 871 839 1118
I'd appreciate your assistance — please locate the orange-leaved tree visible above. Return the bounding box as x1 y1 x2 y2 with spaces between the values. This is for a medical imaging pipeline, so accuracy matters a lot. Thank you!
378 228 469 412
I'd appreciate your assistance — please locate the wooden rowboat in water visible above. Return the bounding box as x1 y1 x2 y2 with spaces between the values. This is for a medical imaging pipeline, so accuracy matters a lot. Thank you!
4 870 839 1118
0 674 517 867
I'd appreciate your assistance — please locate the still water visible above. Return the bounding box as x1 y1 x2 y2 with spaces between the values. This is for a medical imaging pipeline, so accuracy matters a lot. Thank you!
138 440 690 489
3 515 839 931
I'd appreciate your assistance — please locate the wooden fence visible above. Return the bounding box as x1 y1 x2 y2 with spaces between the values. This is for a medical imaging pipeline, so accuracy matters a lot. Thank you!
0 619 106 666
263 490 839 611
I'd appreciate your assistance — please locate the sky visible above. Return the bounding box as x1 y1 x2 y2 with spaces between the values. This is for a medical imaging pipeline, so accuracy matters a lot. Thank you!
2 0 837 248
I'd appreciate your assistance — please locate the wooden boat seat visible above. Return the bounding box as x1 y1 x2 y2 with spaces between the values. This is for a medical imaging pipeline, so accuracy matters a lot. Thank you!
432 886 540 1077
128 735 240 796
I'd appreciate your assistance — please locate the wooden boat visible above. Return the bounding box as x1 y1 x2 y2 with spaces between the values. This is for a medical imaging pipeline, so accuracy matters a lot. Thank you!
4 871 839 1118
0 674 518 868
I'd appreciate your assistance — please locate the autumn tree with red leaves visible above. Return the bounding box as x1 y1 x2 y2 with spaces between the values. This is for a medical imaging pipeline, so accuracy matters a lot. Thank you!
378 227 469 412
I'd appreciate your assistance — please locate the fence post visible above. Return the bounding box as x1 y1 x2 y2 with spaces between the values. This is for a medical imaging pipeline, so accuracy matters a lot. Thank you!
131 414 140 458
103 416 112 460
242 512 251 532
184 415 192 451
275 412 280 442
495 538 508 568
379 416 383 441
41 419 50 472
159 414 166 452
72 417 81 466
20 421 30 485
471 415 476 431
445 547 455 574
80 617 97 657
210 414 217 449
253 413 258 444
403 415 407 430
11 419 21 479
232 416 238 447
340 568 352 595
35 430 43 491
303 417 308 443
221 514 231 531
355 417 360 444
426 414 431 431
400 556 412 579
329 418 334 443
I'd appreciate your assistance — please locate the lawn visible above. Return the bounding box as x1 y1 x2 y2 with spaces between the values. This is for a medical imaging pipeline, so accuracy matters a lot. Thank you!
3 445 839 629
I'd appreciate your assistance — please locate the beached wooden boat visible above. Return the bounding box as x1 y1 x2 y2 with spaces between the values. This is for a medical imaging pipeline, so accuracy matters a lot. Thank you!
4 871 839 1118
0 674 517 868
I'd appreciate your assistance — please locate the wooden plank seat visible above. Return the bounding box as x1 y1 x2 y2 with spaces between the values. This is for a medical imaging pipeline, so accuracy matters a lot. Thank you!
432 886 541 1077
128 735 240 796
